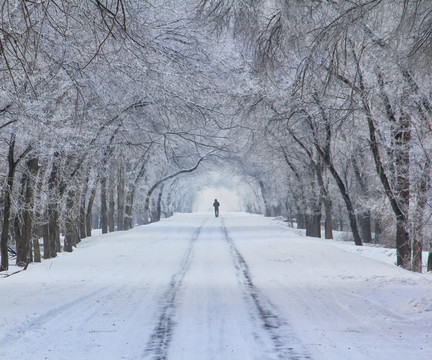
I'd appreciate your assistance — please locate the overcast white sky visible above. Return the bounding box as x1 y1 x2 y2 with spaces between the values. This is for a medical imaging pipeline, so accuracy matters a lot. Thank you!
192 186 243 212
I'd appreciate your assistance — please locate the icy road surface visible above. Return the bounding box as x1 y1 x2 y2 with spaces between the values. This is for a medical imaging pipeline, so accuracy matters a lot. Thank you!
1 213 432 360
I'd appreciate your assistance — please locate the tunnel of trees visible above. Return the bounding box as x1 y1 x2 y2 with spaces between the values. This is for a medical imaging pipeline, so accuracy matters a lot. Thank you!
0 0 431 273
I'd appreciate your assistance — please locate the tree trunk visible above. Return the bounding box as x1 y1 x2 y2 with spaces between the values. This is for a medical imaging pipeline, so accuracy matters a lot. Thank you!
296 213 306 229
259 181 272 217
45 153 60 259
124 187 135 230
86 180 98 237
352 157 372 243
47 207 60 257
324 198 333 239
33 237 41 263
108 178 115 232
306 213 321 238
396 219 411 268
64 187 79 252
306 183 322 239
311 105 334 240
281 149 307 231
42 221 49 259
100 175 108 234
1 136 31 271
315 161 333 239
16 158 39 266
338 204 344 231
117 163 125 231
79 198 86 241
154 185 164 222
374 217 382 243
14 190 24 266
46 212 59 258
394 112 411 268
412 233 422 273
79 180 88 240
359 211 372 243
33 164 45 263
1 164 14 270
428 242 432 272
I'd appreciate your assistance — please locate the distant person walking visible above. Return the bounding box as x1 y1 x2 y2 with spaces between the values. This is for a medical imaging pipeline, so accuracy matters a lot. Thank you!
213 199 220 218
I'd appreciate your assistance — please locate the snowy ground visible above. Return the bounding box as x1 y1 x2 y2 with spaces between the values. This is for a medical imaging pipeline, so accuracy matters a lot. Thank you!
1 213 431 360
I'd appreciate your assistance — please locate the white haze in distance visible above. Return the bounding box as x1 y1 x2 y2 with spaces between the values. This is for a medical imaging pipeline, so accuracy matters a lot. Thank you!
192 187 243 213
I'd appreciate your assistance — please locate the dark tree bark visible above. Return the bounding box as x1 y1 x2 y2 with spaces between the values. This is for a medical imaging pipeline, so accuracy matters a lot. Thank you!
315 162 332 240
48 220 60 255
42 221 49 260
79 179 89 240
296 213 306 229
33 237 41 263
352 156 372 243
374 218 382 243
0 135 32 271
154 185 164 222
108 177 115 232
305 165 322 239
324 198 333 239
313 95 333 240
123 150 151 229
46 153 61 259
117 162 125 231
64 186 80 252
358 211 372 244
259 181 272 217
100 175 108 234
15 158 39 266
124 186 135 230
14 182 25 265
305 212 321 238
394 112 411 268
86 180 98 237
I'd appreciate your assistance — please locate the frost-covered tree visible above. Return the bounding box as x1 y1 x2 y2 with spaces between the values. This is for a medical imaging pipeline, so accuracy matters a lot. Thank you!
197 0 432 271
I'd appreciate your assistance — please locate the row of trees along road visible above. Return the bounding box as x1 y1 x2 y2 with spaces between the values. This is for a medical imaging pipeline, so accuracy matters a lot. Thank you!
197 0 432 272
0 0 233 271
1 1 432 273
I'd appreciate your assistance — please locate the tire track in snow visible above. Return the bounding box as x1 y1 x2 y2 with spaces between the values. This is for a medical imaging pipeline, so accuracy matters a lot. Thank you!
143 220 206 360
222 219 311 360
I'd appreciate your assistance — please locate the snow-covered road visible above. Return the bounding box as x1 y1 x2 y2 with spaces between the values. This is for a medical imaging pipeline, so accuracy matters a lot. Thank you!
1 213 432 360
